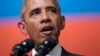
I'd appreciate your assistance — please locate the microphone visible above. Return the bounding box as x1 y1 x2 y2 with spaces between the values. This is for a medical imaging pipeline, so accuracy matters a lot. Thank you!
35 37 57 56
11 39 34 56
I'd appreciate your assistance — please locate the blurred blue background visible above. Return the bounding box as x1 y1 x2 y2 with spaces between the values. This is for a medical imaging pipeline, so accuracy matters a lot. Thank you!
0 0 100 56
0 0 100 17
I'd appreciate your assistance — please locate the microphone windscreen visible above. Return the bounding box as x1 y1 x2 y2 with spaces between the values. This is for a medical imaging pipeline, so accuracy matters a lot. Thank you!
36 37 57 56
20 39 34 52
11 39 34 56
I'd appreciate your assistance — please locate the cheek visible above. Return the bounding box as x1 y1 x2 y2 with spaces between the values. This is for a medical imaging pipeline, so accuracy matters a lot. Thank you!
52 18 61 35
27 24 35 35
53 18 61 28
26 19 38 30
51 16 59 24
26 22 41 43
26 21 38 36
51 15 61 25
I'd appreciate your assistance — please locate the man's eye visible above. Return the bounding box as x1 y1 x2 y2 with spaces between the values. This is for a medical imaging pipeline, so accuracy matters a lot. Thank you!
30 9 40 17
32 10 40 15
48 8 57 13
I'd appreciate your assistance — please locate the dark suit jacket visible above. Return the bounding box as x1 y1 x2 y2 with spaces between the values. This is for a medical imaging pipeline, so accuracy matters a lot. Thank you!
61 48 82 56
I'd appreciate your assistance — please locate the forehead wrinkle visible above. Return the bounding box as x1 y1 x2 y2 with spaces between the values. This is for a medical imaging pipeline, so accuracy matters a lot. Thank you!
21 0 61 20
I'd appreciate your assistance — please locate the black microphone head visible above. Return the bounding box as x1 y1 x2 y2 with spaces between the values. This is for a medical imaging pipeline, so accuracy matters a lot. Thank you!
11 44 23 56
20 39 34 52
11 39 34 56
36 37 57 56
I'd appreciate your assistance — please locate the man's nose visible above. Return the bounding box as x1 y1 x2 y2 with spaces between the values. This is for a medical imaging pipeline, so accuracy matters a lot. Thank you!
40 12 51 23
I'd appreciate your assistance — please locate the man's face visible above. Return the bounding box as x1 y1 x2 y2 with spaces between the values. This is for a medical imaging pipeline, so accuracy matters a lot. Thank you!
19 0 65 47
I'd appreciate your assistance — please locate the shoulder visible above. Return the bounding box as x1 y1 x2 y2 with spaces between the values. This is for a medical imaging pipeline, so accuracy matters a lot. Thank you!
61 47 83 56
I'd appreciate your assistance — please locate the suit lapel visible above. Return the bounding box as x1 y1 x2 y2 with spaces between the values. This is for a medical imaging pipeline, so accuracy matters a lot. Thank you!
61 47 79 56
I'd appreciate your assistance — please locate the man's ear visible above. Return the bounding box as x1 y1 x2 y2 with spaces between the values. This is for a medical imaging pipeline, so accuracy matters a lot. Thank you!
18 21 27 35
60 16 65 30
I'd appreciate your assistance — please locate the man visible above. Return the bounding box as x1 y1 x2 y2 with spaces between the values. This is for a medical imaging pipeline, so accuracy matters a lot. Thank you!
18 0 80 56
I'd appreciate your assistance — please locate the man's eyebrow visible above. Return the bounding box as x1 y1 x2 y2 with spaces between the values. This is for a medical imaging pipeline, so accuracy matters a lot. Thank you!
29 8 40 17
46 6 57 10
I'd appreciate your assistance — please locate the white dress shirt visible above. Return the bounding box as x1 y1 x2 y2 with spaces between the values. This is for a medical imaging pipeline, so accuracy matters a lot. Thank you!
32 44 62 56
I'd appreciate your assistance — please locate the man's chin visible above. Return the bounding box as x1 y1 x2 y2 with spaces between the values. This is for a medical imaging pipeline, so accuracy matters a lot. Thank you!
38 35 54 42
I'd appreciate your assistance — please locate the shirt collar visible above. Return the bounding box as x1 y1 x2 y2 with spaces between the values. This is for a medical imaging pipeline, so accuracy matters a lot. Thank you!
32 44 62 56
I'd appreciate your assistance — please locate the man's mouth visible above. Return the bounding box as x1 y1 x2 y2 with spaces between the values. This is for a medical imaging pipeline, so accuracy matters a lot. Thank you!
41 26 54 35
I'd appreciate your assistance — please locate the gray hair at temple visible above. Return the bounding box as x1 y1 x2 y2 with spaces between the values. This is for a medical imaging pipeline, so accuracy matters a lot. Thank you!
20 0 26 21
20 0 61 21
